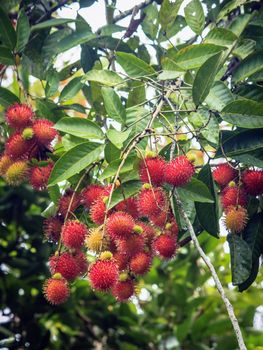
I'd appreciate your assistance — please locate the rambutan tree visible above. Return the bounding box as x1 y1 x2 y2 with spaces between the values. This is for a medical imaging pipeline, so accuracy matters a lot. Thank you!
0 0 263 349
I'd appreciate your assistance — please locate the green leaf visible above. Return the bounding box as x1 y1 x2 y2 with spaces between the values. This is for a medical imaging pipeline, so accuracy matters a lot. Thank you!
229 13 252 36
116 52 155 78
235 84 263 103
234 152 263 168
217 0 248 22
85 69 124 87
59 77 84 102
205 81 233 112
0 6 16 49
177 178 214 203
126 81 146 108
227 234 252 285
101 87 126 123
0 46 14 65
56 31 95 54
195 164 219 238
184 0 205 35
108 180 141 209
31 18 75 31
106 129 131 149
0 87 19 107
232 39 256 60
232 51 263 82
16 9 30 52
45 69 59 98
193 52 223 106
158 70 183 81
221 100 263 129
141 4 158 40
158 15 186 42
204 28 237 47
48 142 104 186
55 117 104 140
105 141 121 163
99 157 135 181
159 0 183 30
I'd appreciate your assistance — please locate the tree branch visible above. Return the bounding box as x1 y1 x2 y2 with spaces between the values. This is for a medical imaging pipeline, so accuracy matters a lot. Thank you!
173 188 247 350
112 0 157 23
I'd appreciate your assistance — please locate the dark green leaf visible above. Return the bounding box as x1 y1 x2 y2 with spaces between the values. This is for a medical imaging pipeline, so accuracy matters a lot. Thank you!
177 178 214 203
184 0 205 35
99 157 135 181
59 77 84 102
106 129 131 149
45 69 59 98
159 0 183 30
205 81 233 112
108 180 141 209
233 51 263 82
116 52 155 78
101 87 126 123
56 31 95 54
16 9 30 53
55 117 104 140
31 18 75 31
0 46 14 65
0 87 19 107
204 28 237 47
0 6 16 49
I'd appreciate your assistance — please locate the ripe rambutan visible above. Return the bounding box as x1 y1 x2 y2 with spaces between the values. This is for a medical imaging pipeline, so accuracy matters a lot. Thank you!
81 184 104 209
117 233 145 258
5 132 33 160
149 210 168 228
33 119 57 146
6 103 34 129
85 227 104 253
165 219 179 237
43 276 70 305
49 252 80 281
90 198 107 225
112 279 134 302
113 252 130 271
212 163 238 188
136 222 156 244
129 252 152 275
221 186 247 209
58 190 81 218
224 206 248 233
137 187 167 218
107 211 135 239
88 258 118 291
43 216 62 242
164 155 195 187
115 197 139 219
0 154 12 176
153 234 177 259
61 220 87 250
242 170 263 196
5 160 28 185
74 251 88 275
29 163 53 191
139 156 165 186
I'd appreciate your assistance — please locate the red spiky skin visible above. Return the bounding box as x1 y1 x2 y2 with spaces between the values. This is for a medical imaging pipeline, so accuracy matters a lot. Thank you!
115 197 139 219
164 156 195 187
61 220 87 250
74 251 88 275
242 170 263 196
117 234 145 258
129 252 152 275
5 132 33 160
90 199 107 225
81 184 104 209
221 187 247 209
58 190 80 218
137 188 167 218
89 259 118 291
149 210 168 228
30 163 53 191
165 218 179 237
6 103 34 129
43 277 70 305
136 222 156 244
33 119 57 146
112 279 134 302
153 234 177 259
139 156 166 186
102 184 114 196
113 252 130 271
49 253 80 281
213 163 238 188
107 212 135 239
43 216 62 242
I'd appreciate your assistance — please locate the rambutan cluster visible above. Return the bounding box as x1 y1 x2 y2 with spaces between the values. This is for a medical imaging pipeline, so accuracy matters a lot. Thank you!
0 103 58 189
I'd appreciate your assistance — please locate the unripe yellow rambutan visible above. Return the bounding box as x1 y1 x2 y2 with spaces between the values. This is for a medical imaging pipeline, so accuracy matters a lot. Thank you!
5 160 28 185
100 251 113 260
85 227 104 253
0 155 12 176
224 206 248 233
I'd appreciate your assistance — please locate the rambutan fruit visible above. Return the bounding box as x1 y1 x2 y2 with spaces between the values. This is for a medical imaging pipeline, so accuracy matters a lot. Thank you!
43 216 62 242
85 227 104 253
5 160 28 185
74 251 88 275
113 252 130 271
58 190 81 218
149 210 168 228
0 154 12 176
6 103 34 129
212 163 238 188
33 119 57 146
117 233 145 258
139 156 166 186
81 184 104 209
153 234 177 259
136 222 156 244
164 155 195 187
224 206 248 233
221 186 247 209
115 197 139 219
49 252 80 281
242 170 263 196
61 220 87 250
107 211 135 239
129 252 152 275
165 219 179 237
22 127 34 140
112 278 134 302
5 132 33 160
43 276 70 305
29 163 53 191
90 198 107 225
88 258 118 291
137 187 167 218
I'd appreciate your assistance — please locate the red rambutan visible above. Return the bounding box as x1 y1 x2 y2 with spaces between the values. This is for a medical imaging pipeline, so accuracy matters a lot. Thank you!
137 187 167 218
74 251 88 275
242 170 263 196
88 259 118 291
221 186 247 209
61 220 87 250
165 219 179 237
112 279 134 302
212 163 238 188
139 156 166 186
6 103 34 129
129 252 152 275
58 190 81 218
164 155 195 187
43 216 62 242
224 205 248 233
153 234 177 259
49 252 80 281
113 252 130 271
107 211 135 239
43 276 70 305
90 198 107 225
81 184 104 209
5 160 28 185
117 233 145 258
149 210 168 228
136 222 156 244
5 132 33 160
115 197 139 219
29 163 53 191
33 119 57 146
